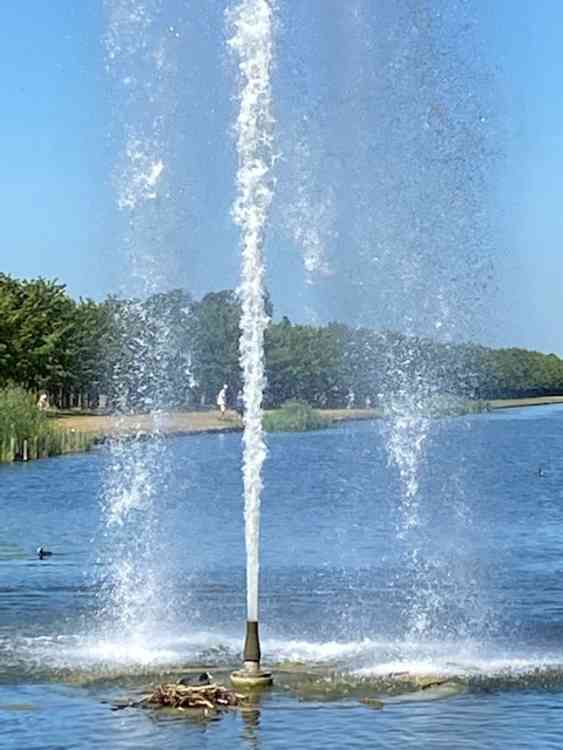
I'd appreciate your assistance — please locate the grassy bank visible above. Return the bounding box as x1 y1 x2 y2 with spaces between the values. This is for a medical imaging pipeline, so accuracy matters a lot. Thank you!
487 396 563 410
53 403 339 438
263 400 330 432
0 387 95 464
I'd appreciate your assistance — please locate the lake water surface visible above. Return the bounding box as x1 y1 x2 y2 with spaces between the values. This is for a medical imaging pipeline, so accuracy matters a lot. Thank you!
2 407 563 748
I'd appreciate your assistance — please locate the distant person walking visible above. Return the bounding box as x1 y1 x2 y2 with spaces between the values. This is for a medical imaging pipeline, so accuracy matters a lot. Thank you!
217 384 229 418
37 393 49 411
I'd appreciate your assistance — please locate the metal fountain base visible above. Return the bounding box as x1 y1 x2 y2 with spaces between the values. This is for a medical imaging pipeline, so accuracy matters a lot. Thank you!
230 620 273 689
231 662 273 689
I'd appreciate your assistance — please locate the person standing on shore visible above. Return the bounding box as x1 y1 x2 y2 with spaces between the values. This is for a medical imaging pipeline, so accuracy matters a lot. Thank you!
217 384 228 418
37 393 49 411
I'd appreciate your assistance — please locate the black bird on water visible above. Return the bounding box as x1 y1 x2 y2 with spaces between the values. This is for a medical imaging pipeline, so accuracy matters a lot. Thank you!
177 672 212 687
37 546 53 560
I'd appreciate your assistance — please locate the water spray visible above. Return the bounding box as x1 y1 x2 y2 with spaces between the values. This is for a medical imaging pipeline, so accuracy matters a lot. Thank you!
227 0 275 689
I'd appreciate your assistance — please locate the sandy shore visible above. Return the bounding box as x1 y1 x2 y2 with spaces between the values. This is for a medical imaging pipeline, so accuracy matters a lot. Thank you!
51 410 242 437
51 397 563 438
51 408 380 438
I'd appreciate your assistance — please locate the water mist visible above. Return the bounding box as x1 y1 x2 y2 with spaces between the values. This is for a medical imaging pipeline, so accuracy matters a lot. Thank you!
99 0 182 645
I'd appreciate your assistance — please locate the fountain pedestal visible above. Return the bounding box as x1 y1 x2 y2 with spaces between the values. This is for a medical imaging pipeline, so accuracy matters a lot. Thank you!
230 620 273 689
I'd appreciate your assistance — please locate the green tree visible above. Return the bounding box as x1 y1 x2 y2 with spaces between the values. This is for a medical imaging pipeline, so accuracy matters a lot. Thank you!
265 321 345 407
0 274 74 393
190 290 243 405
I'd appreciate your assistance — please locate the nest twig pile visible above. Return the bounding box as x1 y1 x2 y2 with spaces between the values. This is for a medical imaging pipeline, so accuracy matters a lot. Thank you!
114 681 246 715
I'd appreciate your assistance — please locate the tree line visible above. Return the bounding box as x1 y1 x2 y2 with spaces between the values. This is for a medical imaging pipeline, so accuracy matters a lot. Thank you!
1 272 563 411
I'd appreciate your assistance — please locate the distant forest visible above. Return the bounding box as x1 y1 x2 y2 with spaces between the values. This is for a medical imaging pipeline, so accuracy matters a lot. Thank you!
1 272 562 411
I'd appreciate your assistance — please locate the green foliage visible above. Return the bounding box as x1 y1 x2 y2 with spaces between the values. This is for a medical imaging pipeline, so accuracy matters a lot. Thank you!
0 386 94 462
0 386 51 443
1 272 563 413
265 321 345 407
0 274 117 404
462 345 563 399
0 274 74 392
190 290 243 406
263 400 330 433
406 394 489 417
106 290 195 412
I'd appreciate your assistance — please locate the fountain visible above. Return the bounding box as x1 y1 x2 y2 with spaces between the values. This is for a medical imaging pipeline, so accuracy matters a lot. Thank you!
97 0 494 684
99 0 281 676
226 0 275 689
10 4 563 746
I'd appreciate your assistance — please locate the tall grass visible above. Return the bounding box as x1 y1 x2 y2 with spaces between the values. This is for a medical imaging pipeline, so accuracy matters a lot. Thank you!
406 395 490 417
0 386 94 463
263 400 329 433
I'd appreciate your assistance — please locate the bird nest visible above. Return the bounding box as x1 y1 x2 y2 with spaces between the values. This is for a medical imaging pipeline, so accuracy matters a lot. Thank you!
113 680 246 716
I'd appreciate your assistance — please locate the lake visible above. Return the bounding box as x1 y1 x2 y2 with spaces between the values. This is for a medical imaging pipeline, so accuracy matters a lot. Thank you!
2 407 563 748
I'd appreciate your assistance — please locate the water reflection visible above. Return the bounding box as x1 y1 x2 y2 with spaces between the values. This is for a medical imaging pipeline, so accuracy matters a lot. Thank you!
4 413 563 747
240 702 262 749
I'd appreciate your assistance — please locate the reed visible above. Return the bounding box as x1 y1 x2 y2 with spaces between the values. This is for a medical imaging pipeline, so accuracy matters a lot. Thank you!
0 386 95 463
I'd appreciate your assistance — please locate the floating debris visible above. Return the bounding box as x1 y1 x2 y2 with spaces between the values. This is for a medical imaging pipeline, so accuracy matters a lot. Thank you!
359 697 385 710
402 674 452 690
112 679 247 716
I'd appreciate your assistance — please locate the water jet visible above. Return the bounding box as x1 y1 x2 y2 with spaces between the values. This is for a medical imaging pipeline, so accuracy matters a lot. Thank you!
226 0 276 689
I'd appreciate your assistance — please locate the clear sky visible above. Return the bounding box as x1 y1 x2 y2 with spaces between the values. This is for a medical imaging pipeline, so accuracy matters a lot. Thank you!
484 0 563 356
0 1 561 354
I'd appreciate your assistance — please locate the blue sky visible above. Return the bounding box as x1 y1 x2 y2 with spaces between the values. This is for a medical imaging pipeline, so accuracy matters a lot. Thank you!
0 1 562 354
486 0 563 356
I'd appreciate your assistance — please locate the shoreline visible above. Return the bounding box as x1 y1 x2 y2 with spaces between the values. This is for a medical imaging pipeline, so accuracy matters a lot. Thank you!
50 408 380 440
50 397 563 440
487 396 563 410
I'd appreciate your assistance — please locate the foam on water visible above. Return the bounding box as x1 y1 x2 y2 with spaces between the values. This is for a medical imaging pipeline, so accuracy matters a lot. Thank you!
0 631 239 680
265 636 563 680
4 629 563 691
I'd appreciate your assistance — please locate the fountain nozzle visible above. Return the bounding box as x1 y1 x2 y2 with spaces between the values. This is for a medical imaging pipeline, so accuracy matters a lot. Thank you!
231 621 273 689
243 620 261 664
